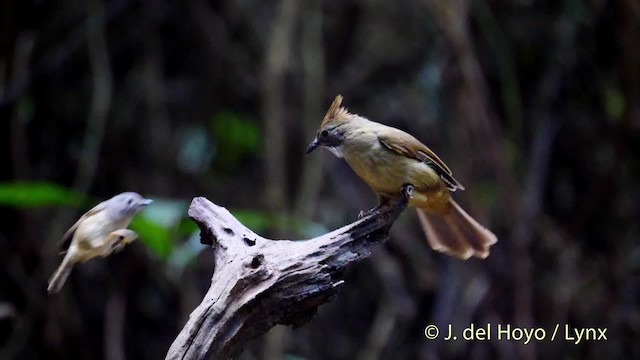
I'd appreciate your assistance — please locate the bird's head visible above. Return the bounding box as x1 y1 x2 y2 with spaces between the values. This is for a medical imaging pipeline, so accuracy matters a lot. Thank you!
107 192 153 218
305 95 353 157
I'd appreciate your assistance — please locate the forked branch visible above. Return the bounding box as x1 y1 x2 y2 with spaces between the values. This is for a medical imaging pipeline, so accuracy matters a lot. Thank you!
166 188 411 360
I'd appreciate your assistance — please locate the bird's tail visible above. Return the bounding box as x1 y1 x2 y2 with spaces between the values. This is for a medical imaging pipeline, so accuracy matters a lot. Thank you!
416 200 497 259
47 255 75 294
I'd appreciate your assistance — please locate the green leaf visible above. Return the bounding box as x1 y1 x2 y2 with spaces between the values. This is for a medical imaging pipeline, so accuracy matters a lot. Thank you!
130 215 173 259
129 199 190 259
177 217 199 236
0 181 85 208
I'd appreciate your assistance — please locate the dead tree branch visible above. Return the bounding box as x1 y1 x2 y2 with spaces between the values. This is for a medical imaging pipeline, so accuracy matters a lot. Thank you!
166 190 410 360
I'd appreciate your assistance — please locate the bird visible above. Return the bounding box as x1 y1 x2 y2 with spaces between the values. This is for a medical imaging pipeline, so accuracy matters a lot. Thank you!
305 95 497 259
47 192 152 294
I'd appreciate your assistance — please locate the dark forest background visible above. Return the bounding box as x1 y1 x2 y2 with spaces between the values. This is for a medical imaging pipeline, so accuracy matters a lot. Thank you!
1 0 639 359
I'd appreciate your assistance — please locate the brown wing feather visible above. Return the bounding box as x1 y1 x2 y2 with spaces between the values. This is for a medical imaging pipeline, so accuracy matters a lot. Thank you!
57 202 105 252
377 129 465 191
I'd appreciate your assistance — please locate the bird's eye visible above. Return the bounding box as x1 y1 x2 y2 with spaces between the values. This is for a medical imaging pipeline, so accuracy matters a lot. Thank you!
127 199 133 205
321 130 329 138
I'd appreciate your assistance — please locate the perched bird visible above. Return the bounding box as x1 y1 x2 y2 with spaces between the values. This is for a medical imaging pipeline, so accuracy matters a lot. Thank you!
306 95 497 259
47 192 152 294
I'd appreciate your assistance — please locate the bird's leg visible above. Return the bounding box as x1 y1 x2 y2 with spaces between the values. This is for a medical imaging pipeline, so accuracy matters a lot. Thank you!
105 229 139 255
357 185 414 218
109 235 128 254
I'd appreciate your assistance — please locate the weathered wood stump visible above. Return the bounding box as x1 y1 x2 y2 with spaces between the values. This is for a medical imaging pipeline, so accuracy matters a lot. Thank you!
166 188 410 360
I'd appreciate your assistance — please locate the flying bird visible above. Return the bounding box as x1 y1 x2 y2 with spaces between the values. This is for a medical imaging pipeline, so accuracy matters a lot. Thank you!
47 192 152 294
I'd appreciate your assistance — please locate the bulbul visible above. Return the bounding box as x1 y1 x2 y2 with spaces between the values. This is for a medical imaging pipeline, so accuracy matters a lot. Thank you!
306 95 497 259
47 192 152 294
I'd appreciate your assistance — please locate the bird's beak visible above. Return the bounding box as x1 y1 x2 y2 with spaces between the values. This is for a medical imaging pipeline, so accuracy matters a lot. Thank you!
305 138 319 155
140 199 153 206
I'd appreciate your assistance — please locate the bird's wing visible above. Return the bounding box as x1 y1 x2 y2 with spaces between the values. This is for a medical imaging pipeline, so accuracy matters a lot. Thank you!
377 129 465 191
57 202 106 253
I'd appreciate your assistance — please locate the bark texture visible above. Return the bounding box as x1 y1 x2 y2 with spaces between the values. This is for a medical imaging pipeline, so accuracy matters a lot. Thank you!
166 191 410 359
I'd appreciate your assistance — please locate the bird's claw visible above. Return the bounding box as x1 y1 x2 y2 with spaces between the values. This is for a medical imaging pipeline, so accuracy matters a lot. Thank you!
358 185 414 219
358 205 382 219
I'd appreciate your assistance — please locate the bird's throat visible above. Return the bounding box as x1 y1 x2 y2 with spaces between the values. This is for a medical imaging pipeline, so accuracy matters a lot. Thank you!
326 146 344 159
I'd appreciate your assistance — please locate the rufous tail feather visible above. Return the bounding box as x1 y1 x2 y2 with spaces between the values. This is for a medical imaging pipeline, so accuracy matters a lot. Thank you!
416 200 497 259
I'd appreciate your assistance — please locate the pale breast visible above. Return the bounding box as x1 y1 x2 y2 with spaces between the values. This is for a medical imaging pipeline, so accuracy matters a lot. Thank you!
342 139 442 196
74 211 131 249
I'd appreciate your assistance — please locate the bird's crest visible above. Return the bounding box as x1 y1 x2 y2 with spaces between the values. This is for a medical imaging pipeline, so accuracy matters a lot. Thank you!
320 95 351 127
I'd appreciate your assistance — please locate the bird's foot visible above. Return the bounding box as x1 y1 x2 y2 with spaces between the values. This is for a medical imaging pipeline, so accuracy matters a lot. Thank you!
358 185 414 219
106 229 138 255
358 204 383 219
109 236 127 254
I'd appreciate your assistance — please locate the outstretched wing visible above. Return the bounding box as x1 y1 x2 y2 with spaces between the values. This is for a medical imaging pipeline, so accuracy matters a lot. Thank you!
377 128 465 191
57 202 106 253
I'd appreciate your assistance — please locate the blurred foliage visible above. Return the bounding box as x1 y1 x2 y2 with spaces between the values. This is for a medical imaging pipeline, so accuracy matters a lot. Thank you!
283 354 308 360
129 215 174 259
177 125 215 173
210 111 259 170
232 210 329 239
0 181 86 208
603 86 626 120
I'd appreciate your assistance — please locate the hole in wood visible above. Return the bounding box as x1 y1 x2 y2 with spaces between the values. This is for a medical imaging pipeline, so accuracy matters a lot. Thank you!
250 256 261 269
243 237 256 246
